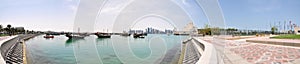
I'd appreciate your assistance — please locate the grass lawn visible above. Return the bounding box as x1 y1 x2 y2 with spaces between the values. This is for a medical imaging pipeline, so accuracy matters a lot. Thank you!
0 34 9 37
271 34 300 39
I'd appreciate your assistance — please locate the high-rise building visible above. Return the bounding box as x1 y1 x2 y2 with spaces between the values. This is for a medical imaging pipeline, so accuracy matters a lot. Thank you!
145 27 167 34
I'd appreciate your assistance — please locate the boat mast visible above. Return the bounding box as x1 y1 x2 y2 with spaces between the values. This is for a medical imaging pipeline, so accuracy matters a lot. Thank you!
107 29 108 33
78 27 80 34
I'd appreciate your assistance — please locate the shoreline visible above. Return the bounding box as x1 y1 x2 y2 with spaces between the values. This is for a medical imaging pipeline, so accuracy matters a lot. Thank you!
21 34 41 64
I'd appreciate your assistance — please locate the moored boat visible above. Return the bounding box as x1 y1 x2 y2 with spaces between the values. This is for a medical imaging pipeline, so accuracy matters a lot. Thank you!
95 32 111 38
121 33 131 36
143 33 147 36
44 35 54 38
133 33 145 38
65 33 85 39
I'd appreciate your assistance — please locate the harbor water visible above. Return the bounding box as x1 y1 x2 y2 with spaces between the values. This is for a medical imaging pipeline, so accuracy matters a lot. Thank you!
25 34 187 64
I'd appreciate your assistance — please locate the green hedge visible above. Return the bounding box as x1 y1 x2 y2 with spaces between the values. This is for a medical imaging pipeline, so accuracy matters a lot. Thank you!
271 34 300 39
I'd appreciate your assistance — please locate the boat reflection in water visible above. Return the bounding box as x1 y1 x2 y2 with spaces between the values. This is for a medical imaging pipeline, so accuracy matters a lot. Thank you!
133 33 146 38
65 33 85 39
65 38 84 47
96 38 110 46
95 32 111 38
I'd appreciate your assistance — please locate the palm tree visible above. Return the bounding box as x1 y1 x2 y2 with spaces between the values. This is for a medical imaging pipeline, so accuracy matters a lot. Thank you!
271 26 278 34
7 24 11 29
0 24 2 32
227 28 238 35
200 24 211 35
7 24 12 35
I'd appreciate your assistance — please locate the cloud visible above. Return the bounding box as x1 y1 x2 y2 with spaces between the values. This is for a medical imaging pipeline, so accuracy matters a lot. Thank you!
100 0 128 13
63 0 79 12
69 5 78 12
94 0 131 32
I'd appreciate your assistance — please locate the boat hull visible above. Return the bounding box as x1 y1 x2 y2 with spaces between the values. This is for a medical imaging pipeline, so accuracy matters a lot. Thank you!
97 35 111 38
65 34 85 39
44 36 54 38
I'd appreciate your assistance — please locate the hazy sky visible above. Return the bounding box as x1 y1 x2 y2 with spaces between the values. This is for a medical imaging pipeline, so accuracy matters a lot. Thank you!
0 0 207 32
220 0 300 30
0 0 299 32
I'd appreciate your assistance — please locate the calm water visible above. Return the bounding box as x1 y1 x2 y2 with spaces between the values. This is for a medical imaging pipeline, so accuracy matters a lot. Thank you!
25 34 187 64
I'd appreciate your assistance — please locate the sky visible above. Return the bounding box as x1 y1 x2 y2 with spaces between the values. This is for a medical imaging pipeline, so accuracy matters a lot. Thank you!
220 0 300 31
0 0 299 32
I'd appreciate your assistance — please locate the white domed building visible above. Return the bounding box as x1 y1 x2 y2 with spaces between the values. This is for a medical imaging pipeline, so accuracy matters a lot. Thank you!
174 22 198 35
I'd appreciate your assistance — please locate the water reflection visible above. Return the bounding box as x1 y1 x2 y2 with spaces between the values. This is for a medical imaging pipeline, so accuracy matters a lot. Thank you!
44 38 54 40
96 38 110 46
65 39 84 47
25 35 187 64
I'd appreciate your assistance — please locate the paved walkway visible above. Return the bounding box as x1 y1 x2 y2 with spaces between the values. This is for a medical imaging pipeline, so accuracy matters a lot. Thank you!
217 35 257 40
0 35 18 64
199 36 300 64
199 37 250 64
0 34 37 64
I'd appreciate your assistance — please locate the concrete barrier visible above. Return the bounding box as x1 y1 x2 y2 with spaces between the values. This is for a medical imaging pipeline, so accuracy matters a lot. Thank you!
246 40 300 47
193 37 221 64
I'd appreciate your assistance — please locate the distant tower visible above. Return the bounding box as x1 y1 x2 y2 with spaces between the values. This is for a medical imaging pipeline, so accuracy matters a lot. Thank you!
107 29 109 33
279 21 281 32
290 21 293 31
284 21 286 31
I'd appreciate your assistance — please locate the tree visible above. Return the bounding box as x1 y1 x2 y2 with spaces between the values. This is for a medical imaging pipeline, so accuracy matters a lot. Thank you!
271 26 278 34
0 25 2 32
7 24 11 28
198 24 212 35
204 24 210 29
226 28 238 32
226 28 238 35
6 24 12 35
211 27 220 35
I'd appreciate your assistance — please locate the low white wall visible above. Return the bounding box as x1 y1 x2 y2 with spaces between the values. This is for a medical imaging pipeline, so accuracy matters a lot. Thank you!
193 37 219 64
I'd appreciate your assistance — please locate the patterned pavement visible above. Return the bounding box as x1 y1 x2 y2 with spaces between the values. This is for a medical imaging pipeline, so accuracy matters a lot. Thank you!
183 40 201 64
0 36 10 41
230 43 300 64
199 36 300 64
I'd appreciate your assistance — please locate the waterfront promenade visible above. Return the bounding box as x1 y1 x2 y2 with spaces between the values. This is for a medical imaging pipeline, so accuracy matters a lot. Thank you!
180 37 222 64
0 34 38 64
192 36 300 64
182 39 201 64
0 35 18 64
180 35 300 64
